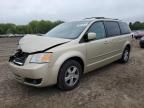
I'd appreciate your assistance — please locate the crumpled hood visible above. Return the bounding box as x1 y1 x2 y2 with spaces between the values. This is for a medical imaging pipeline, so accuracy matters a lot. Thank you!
19 35 70 53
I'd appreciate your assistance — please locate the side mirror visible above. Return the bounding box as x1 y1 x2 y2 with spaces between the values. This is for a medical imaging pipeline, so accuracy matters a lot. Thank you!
87 32 96 41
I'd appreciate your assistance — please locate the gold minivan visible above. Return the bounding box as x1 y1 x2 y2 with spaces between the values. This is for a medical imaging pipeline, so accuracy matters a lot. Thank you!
9 17 132 90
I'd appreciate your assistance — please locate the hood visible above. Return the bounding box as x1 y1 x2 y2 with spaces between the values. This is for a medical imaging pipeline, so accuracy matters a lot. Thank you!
19 35 70 53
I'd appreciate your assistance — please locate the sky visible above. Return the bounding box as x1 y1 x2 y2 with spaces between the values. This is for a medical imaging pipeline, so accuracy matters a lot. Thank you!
0 0 144 24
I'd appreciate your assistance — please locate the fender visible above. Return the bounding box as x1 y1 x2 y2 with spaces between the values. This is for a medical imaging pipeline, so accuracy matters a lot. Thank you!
51 51 86 84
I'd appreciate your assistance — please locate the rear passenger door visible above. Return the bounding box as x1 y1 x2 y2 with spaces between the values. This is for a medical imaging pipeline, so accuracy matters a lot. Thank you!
104 21 122 56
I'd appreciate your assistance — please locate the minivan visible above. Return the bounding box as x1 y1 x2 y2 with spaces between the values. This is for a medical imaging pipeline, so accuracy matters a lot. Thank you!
9 17 132 90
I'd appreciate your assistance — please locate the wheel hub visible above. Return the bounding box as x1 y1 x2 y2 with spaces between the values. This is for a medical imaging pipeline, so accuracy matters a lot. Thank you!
124 50 129 61
65 66 79 86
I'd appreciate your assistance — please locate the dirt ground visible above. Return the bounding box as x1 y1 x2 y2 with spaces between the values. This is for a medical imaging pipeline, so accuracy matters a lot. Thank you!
0 37 144 108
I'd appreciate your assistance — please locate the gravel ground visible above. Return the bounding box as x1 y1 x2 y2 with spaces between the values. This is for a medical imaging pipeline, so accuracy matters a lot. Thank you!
0 37 144 108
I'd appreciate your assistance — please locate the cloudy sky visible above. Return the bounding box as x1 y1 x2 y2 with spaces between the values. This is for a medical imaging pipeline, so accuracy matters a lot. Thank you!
0 0 144 24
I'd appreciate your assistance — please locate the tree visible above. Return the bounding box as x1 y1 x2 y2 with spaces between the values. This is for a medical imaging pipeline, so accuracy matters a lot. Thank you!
129 21 144 30
0 20 64 34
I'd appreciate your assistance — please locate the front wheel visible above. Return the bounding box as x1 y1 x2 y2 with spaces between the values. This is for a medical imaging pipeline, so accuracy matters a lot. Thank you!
119 47 130 63
57 60 82 91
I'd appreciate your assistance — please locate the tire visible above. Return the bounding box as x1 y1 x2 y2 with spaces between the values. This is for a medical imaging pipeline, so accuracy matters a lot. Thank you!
57 60 82 91
119 47 130 63
140 42 144 48
135 37 138 40
140 45 144 48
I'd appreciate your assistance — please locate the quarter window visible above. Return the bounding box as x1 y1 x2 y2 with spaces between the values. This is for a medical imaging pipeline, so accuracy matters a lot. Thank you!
104 21 121 37
88 22 106 40
119 22 131 34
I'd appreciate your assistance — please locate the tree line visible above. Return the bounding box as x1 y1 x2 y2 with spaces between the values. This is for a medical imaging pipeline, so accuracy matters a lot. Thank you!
0 20 64 35
129 21 144 30
0 20 144 35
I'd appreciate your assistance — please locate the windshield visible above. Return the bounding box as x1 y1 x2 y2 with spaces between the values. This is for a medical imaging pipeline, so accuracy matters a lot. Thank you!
45 21 90 39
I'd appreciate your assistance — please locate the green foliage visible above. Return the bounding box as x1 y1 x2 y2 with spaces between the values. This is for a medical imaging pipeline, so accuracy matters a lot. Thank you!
0 20 64 34
129 21 144 30
1 20 144 34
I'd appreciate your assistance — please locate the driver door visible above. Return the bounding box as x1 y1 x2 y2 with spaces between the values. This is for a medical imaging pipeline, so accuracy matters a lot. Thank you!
85 22 112 72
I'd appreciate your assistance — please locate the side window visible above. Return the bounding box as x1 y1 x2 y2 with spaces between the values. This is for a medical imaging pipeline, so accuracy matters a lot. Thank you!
119 22 131 34
88 22 106 40
104 21 121 37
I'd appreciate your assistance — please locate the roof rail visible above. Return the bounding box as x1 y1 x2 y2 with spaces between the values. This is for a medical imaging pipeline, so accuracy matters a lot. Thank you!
84 17 119 20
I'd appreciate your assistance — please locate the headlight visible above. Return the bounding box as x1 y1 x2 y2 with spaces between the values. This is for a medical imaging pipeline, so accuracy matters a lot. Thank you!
30 53 53 63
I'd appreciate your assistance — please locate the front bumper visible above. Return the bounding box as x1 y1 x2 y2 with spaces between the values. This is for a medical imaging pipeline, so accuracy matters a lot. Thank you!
9 62 57 87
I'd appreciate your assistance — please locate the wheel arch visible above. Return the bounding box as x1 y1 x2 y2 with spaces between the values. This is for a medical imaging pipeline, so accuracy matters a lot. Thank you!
62 56 85 73
123 41 131 52
52 51 86 84
125 44 131 51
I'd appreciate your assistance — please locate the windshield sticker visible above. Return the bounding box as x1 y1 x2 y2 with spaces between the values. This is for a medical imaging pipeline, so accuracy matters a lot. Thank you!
76 23 88 27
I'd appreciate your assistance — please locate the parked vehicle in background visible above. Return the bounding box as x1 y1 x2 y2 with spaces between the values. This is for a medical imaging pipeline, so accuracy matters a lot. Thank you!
133 30 144 39
8 34 15 37
9 17 132 91
140 37 144 48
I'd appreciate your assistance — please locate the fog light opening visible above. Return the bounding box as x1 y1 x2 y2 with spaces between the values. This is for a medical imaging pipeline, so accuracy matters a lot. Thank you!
24 78 42 85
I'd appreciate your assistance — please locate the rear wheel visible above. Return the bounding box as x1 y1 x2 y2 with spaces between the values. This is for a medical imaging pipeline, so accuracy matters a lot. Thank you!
57 60 82 91
119 47 130 63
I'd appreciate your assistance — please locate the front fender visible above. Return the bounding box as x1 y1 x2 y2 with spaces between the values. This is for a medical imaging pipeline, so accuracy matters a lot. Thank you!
51 51 86 83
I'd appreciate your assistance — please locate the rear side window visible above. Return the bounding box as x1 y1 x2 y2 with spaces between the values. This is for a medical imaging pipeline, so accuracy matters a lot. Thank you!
119 22 131 34
104 21 121 37
88 22 106 40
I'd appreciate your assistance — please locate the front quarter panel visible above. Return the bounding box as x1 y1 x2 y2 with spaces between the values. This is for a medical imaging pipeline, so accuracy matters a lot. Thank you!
47 42 86 84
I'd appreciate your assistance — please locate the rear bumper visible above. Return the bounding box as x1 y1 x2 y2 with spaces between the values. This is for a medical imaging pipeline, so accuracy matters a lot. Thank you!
9 62 57 87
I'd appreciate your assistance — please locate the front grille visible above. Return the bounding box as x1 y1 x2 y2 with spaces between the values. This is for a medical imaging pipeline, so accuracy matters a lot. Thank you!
9 49 29 66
